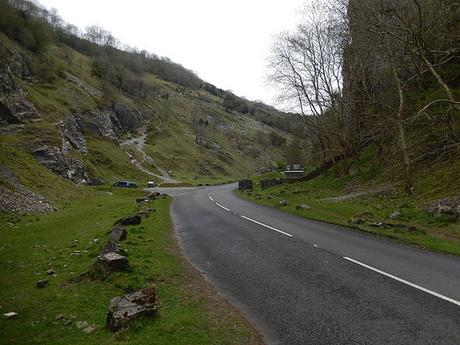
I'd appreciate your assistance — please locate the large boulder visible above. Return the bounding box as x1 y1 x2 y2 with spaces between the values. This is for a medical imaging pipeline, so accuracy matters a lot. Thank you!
114 213 141 226
94 252 129 275
108 225 127 242
106 286 158 332
100 239 122 255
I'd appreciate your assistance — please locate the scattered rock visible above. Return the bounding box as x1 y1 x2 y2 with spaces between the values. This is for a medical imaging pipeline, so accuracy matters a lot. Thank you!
296 204 311 210
114 214 141 226
355 211 373 218
3 312 18 319
83 324 97 334
279 200 288 207
55 314 65 320
63 319 72 326
36 279 48 288
368 222 384 228
425 197 460 220
350 218 365 225
106 286 157 332
108 225 127 241
388 211 401 220
94 252 129 275
76 320 88 329
46 268 55 275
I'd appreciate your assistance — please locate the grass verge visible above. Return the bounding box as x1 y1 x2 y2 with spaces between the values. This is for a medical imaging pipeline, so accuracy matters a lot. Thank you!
236 174 460 256
0 188 262 345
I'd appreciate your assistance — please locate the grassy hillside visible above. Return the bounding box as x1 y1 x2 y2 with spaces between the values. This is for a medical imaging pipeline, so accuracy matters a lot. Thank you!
0 29 292 201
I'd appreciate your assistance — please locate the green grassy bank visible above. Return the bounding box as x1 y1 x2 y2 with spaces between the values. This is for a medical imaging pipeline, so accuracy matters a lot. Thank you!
0 189 262 345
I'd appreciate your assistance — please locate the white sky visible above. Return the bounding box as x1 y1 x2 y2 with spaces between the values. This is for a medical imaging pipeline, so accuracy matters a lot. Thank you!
37 0 305 106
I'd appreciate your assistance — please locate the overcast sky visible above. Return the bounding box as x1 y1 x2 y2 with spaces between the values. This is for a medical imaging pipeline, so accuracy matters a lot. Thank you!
37 0 305 106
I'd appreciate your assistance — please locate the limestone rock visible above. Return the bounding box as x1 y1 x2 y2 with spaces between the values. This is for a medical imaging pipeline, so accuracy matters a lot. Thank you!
32 145 99 185
108 225 127 242
114 214 141 226
279 200 288 207
425 197 460 220
106 286 157 332
36 279 48 288
4 312 18 319
76 320 88 329
296 204 311 210
57 116 87 155
100 239 122 255
94 252 129 274
388 211 401 220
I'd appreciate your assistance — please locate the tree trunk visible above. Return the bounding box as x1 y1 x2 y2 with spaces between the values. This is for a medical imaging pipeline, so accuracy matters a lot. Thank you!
420 50 460 111
393 68 413 194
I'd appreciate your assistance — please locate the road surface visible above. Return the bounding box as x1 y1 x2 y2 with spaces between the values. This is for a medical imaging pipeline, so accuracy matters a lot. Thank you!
153 184 460 345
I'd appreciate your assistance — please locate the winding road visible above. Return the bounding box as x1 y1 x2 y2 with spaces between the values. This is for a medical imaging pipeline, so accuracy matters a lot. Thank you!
152 183 460 345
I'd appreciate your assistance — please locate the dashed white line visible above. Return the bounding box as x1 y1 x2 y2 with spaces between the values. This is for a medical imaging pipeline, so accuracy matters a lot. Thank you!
240 215 293 237
343 256 460 307
208 192 214 201
215 202 230 212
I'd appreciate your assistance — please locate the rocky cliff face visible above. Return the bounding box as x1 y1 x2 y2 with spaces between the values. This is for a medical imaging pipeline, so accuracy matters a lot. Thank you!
31 103 147 185
0 44 40 126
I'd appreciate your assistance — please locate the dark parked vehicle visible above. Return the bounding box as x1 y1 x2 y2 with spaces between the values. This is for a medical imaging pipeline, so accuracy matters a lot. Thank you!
112 181 137 188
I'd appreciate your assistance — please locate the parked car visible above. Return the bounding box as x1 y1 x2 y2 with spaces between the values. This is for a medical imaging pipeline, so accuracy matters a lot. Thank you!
147 181 156 188
112 181 137 188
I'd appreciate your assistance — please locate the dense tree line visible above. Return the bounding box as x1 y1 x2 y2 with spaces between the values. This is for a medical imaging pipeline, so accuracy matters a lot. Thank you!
269 0 460 192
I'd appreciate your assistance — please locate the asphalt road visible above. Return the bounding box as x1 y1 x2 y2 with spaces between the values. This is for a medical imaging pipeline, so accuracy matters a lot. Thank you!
154 184 460 345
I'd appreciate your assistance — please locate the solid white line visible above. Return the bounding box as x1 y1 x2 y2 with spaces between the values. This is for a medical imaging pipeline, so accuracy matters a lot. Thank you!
241 215 293 237
343 256 460 307
215 202 230 212
208 194 214 201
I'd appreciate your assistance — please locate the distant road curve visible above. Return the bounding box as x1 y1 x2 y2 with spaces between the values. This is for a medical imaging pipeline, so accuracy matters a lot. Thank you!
150 183 460 345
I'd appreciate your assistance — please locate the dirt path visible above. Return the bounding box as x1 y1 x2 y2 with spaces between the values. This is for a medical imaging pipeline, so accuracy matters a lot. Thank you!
120 126 179 183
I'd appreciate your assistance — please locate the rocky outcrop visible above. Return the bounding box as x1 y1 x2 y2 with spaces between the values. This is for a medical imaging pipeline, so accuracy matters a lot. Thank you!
0 45 40 126
78 109 121 141
57 116 87 154
76 103 147 142
0 65 40 126
106 286 158 332
32 145 98 185
112 103 145 131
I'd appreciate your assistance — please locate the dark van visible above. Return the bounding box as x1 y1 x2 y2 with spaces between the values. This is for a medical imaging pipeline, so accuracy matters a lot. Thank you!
112 181 137 188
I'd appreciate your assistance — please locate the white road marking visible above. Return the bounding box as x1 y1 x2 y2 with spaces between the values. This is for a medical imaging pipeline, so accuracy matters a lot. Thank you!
343 256 460 307
215 202 230 212
240 215 293 237
208 192 214 201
